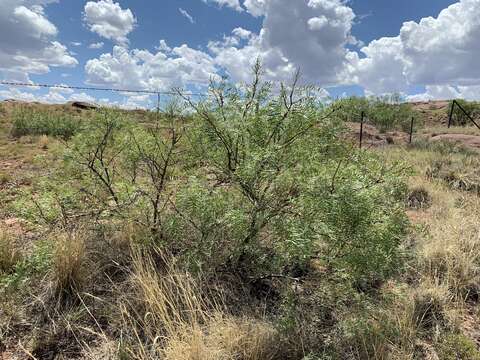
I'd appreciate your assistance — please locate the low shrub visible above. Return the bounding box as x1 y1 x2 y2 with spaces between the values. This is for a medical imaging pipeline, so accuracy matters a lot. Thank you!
10 107 82 140
406 186 432 209
1 240 52 289
0 172 12 186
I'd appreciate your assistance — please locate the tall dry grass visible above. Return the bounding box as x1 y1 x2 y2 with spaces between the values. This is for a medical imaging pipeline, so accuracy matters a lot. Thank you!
51 229 86 301
413 178 480 301
0 226 21 273
116 247 281 360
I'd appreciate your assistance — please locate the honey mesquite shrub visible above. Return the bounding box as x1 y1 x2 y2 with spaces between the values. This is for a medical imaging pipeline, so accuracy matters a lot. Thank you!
168 65 409 281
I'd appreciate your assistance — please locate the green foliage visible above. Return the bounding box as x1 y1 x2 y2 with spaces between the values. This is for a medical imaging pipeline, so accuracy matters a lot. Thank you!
10 107 82 139
168 64 409 281
54 65 409 283
333 94 419 132
448 99 480 126
302 153 409 282
340 315 393 359
163 178 250 272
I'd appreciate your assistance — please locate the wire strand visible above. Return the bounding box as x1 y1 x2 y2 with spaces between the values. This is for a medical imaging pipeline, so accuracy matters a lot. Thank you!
0 81 207 97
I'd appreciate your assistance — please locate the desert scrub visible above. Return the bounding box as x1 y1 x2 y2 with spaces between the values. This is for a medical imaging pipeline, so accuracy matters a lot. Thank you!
332 93 419 132
10 107 82 140
447 99 480 126
54 65 411 284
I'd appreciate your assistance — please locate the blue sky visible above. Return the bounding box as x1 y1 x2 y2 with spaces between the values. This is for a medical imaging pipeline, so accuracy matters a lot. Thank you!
1 0 478 108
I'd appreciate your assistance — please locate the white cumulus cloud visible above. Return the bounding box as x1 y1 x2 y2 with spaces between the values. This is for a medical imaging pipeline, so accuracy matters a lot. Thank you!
84 45 219 91
349 0 480 95
209 0 356 85
0 0 77 82
84 0 136 45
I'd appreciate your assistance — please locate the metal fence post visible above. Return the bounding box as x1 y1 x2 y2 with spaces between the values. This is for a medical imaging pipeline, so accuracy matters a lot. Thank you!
156 92 161 113
359 111 365 149
448 100 455 128
409 116 414 144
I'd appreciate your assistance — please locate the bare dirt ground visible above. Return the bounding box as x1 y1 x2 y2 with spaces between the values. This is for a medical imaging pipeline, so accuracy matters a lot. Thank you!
410 100 450 126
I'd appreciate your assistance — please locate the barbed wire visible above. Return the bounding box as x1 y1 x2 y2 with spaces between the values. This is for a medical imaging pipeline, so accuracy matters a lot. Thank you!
0 81 207 97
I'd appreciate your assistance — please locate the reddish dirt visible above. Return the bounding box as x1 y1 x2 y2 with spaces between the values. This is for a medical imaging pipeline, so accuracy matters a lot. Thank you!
410 100 450 126
344 122 409 147
428 133 480 150
410 100 450 111
3 218 25 237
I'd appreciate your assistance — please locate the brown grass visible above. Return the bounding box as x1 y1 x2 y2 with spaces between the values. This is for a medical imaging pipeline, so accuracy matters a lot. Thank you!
115 247 281 360
0 226 21 273
51 229 86 300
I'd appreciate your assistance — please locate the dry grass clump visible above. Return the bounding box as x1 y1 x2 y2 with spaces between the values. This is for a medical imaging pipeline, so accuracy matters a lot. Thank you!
0 171 12 186
406 186 432 209
411 281 453 331
339 281 457 359
117 247 282 360
425 156 480 194
0 226 21 273
163 317 280 360
38 134 50 150
51 229 86 301
418 197 480 301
